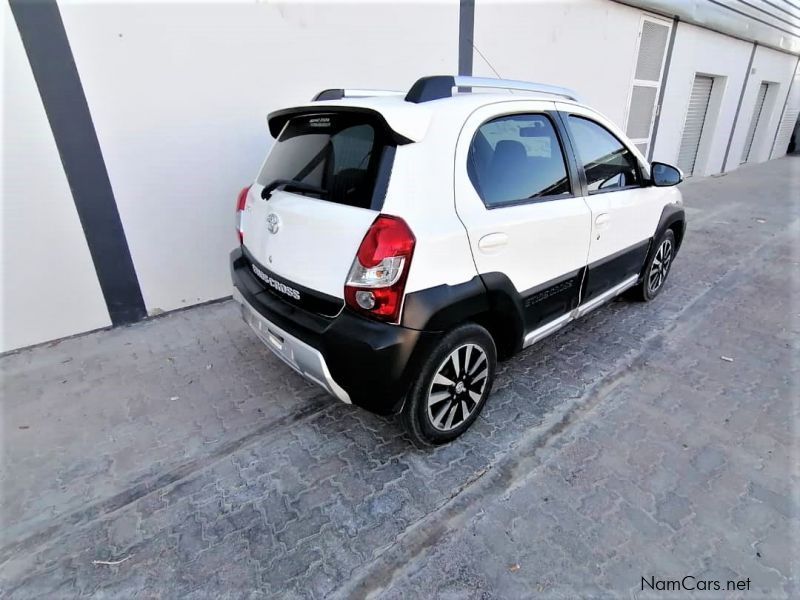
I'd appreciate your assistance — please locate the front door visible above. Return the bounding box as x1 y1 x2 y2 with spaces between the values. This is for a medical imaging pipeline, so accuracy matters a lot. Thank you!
557 104 667 302
454 101 592 335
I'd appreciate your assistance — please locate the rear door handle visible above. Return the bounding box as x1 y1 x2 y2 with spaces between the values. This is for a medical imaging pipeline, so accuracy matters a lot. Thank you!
478 232 508 253
595 213 610 229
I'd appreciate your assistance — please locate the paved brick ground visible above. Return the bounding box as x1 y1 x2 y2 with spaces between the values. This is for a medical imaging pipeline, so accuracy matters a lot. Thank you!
1 157 798 599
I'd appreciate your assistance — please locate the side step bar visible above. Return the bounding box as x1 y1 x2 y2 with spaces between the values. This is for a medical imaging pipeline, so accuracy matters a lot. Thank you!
523 275 638 349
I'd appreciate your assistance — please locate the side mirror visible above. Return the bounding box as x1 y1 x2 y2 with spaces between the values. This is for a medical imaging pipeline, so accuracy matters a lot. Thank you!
650 162 683 187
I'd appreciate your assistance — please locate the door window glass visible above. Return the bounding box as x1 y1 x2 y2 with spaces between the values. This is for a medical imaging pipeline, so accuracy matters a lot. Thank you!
567 116 642 193
468 114 571 207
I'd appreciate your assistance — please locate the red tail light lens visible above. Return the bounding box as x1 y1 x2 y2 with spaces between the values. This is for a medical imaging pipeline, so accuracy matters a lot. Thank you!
235 186 250 244
345 215 416 323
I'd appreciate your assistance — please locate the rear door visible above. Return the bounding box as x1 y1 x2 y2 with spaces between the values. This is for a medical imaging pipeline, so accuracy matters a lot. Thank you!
557 104 666 302
241 111 392 306
454 101 591 334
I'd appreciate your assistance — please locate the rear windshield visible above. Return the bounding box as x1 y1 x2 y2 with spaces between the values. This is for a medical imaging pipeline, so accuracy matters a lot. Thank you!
257 112 391 209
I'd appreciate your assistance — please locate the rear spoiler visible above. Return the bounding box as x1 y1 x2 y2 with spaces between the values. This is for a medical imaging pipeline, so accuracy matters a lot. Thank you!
267 106 415 145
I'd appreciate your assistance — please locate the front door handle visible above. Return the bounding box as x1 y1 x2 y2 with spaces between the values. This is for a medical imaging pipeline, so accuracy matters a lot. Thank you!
595 213 610 229
478 232 508 254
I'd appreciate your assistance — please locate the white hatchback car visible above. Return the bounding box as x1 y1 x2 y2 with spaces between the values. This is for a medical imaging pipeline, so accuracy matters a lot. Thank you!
231 76 685 444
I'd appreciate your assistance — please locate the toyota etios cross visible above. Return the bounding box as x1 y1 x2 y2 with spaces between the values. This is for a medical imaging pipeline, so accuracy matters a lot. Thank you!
231 76 685 444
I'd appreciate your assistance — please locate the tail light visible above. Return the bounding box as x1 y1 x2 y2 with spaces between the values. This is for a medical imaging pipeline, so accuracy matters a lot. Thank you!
235 186 250 244
345 215 416 323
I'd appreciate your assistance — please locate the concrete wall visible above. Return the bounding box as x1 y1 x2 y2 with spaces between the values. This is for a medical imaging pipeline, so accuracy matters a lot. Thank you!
650 22 754 176
3 0 798 352
57 1 459 316
473 0 645 128
729 45 799 165
2 4 111 352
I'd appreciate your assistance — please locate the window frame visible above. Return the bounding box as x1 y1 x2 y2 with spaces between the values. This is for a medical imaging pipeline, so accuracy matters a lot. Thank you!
563 113 647 196
466 111 580 210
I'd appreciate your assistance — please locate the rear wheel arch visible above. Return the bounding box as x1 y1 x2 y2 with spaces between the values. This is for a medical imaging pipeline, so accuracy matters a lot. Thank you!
401 273 524 359
471 310 520 360
473 272 526 359
401 322 498 444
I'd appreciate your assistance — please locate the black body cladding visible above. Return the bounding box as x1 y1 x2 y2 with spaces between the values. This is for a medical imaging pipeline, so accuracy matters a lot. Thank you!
401 277 490 331
646 204 686 269
232 249 436 415
658 204 686 248
583 240 651 302
521 269 584 328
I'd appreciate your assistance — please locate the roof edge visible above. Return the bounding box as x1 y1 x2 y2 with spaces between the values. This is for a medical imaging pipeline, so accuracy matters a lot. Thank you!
612 0 800 56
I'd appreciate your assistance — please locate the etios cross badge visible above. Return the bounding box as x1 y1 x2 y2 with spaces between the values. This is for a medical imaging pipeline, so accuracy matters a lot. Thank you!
266 213 280 234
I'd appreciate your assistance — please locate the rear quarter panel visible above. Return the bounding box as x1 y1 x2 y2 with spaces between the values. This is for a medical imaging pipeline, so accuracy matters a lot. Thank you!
382 122 479 296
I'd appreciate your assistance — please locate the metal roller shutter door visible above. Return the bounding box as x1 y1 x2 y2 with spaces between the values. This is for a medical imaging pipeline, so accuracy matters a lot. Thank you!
677 75 714 176
771 74 800 158
741 83 768 163
772 106 800 157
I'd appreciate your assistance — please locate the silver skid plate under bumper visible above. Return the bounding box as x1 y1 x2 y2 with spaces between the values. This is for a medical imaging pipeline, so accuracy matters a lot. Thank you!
233 288 351 404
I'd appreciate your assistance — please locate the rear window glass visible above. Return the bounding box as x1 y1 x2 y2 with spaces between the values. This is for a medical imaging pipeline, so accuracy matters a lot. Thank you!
468 114 571 207
257 112 390 209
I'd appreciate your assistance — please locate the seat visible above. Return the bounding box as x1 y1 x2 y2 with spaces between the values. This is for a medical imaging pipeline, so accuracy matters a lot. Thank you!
484 140 530 205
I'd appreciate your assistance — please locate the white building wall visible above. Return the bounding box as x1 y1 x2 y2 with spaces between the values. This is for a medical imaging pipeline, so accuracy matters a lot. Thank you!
651 22 754 176
473 0 645 128
4 0 798 352
727 45 799 166
58 1 459 314
1 6 111 353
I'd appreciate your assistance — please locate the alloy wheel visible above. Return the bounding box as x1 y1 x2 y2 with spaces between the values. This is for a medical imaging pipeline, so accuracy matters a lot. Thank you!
648 238 673 294
427 343 489 432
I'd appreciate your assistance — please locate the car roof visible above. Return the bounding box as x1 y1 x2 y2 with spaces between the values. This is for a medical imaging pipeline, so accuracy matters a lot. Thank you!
271 92 586 143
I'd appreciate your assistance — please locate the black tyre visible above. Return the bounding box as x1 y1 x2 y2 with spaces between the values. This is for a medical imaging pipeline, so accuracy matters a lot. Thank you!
401 323 497 445
632 229 676 301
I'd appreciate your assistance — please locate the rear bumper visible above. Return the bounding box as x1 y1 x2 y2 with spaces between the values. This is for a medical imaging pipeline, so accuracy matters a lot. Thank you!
233 287 351 403
230 248 434 415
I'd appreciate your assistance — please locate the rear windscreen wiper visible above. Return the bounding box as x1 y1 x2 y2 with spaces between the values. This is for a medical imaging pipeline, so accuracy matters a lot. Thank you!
261 179 327 200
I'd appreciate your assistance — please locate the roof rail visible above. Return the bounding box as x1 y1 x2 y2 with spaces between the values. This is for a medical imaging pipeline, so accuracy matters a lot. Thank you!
312 88 403 102
405 75 581 103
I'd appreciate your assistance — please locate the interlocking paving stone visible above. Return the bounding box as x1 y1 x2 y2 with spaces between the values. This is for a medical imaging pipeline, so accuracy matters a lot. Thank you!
1 157 798 598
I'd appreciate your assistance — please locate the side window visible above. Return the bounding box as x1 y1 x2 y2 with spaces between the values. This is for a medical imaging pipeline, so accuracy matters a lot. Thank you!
468 114 571 207
567 116 642 193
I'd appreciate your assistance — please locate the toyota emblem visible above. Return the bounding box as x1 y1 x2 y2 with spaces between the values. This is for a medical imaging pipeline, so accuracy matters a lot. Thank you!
266 213 280 234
